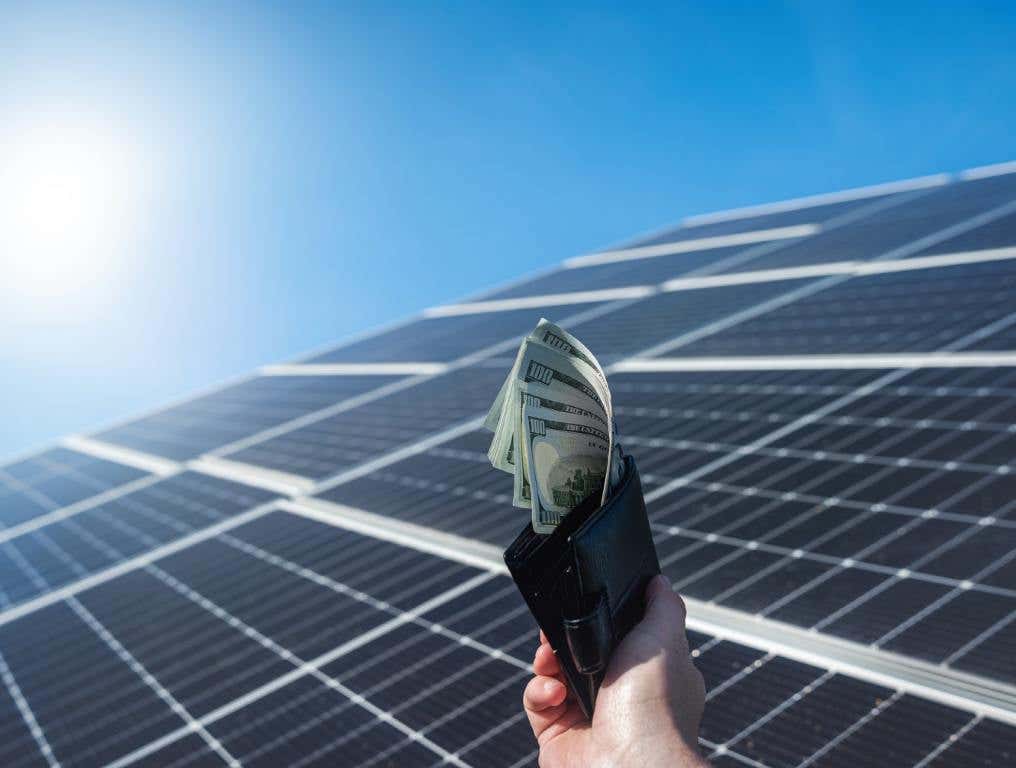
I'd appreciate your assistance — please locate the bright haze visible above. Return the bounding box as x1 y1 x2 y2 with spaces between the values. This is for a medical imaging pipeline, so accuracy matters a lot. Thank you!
2 1 1015 458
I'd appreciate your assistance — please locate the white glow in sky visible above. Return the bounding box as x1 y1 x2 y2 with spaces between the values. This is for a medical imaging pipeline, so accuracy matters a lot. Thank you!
0 114 141 300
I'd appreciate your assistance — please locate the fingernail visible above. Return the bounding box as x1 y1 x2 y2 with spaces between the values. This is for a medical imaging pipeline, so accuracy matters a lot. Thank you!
543 679 560 695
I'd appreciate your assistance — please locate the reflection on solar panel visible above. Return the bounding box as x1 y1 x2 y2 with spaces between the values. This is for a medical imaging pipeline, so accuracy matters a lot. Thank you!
3 164 1016 766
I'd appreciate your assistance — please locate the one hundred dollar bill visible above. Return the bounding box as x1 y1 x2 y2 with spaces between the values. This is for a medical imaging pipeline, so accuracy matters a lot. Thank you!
488 340 609 473
521 403 610 533
490 383 608 478
485 319 624 532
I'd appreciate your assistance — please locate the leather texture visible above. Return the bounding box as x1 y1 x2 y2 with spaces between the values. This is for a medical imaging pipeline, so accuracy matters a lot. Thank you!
503 455 661 718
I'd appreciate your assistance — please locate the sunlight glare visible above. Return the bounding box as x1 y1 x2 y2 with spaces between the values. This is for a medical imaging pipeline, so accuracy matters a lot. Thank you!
0 115 139 299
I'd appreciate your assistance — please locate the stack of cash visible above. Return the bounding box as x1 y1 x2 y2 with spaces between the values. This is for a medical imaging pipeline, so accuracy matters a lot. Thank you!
484 319 623 533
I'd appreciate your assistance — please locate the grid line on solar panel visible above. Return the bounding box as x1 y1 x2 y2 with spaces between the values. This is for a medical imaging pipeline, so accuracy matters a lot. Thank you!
270 179 1007 398
643 410 1016 678
211 602 535 767
57 182 1016 516
621 176 941 247
626 212 1016 362
306 361 1016 697
303 296 627 365
704 174 1016 275
428 187 1016 366
0 471 167 546
44 550 1009 768
637 331 1016 513
221 366 507 481
910 206 1016 261
211 296 646 483
0 647 58 768
102 571 501 768
428 247 1016 337
0 544 479 763
0 448 150 529
317 439 1016 607
460 184 955 302
8 168 1016 766
639 372 1016 511
91 373 411 462
37 173 999 516
924 717 1016 767
667 258 1016 359
684 634 1006 768
648 517 1014 599
797 689 904 767
108 572 524 763
1 445 145 488
65 596 241 766
0 512 517 768
0 472 278 614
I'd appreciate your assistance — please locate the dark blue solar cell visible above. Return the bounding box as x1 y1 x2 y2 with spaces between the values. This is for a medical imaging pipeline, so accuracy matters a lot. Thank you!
622 187 904 248
822 577 952 645
711 173 1016 273
227 365 506 480
926 717 1016 767
307 301 604 364
208 675 437 768
481 244 750 300
881 590 1016 668
813 695 972 768
730 674 893 768
0 472 276 609
4 171 1016 768
0 448 149 528
567 277 812 363
670 258 1016 357
125 733 230 768
315 429 521 547
225 511 483 609
0 601 184 768
78 568 298 718
699 657 825 744
95 374 405 460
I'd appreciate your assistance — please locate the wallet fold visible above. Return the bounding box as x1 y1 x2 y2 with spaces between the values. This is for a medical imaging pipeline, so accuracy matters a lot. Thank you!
503 455 661 718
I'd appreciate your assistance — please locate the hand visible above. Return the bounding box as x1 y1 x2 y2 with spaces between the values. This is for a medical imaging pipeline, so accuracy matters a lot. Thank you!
523 575 709 768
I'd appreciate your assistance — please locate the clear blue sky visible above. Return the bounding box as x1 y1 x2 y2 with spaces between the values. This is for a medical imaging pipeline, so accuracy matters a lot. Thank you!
2 1 1014 460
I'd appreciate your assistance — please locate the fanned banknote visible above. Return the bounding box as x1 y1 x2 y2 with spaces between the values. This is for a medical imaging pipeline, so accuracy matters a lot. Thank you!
484 319 624 533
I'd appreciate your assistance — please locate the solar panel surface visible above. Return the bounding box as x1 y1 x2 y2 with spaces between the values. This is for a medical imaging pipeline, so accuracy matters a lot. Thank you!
3 165 1016 766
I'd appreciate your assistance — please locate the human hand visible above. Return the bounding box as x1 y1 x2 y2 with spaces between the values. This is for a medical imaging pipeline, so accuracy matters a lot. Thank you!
523 575 709 768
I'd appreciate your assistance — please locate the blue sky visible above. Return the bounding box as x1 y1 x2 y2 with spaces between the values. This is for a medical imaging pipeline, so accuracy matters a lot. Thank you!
2 1 1014 460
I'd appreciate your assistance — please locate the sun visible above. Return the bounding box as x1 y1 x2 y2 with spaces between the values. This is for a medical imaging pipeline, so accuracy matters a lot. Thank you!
0 114 138 299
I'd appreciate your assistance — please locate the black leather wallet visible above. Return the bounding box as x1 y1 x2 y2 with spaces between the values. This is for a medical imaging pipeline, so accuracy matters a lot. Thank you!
503 455 661 718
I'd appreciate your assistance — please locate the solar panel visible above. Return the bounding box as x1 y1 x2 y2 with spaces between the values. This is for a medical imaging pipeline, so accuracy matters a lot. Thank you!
305 301 607 364
670 259 1016 357
3 164 1016 766
222 365 507 480
0 447 149 526
480 243 750 299
94 374 409 461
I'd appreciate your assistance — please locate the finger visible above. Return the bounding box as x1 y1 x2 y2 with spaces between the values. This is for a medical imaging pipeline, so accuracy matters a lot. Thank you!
539 629 548 645
524 675 567 711
523 675 569 740
533 701 588 747
533 641 562 677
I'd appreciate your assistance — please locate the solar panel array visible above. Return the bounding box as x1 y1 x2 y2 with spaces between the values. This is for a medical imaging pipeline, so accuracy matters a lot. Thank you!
3 164 1016 767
